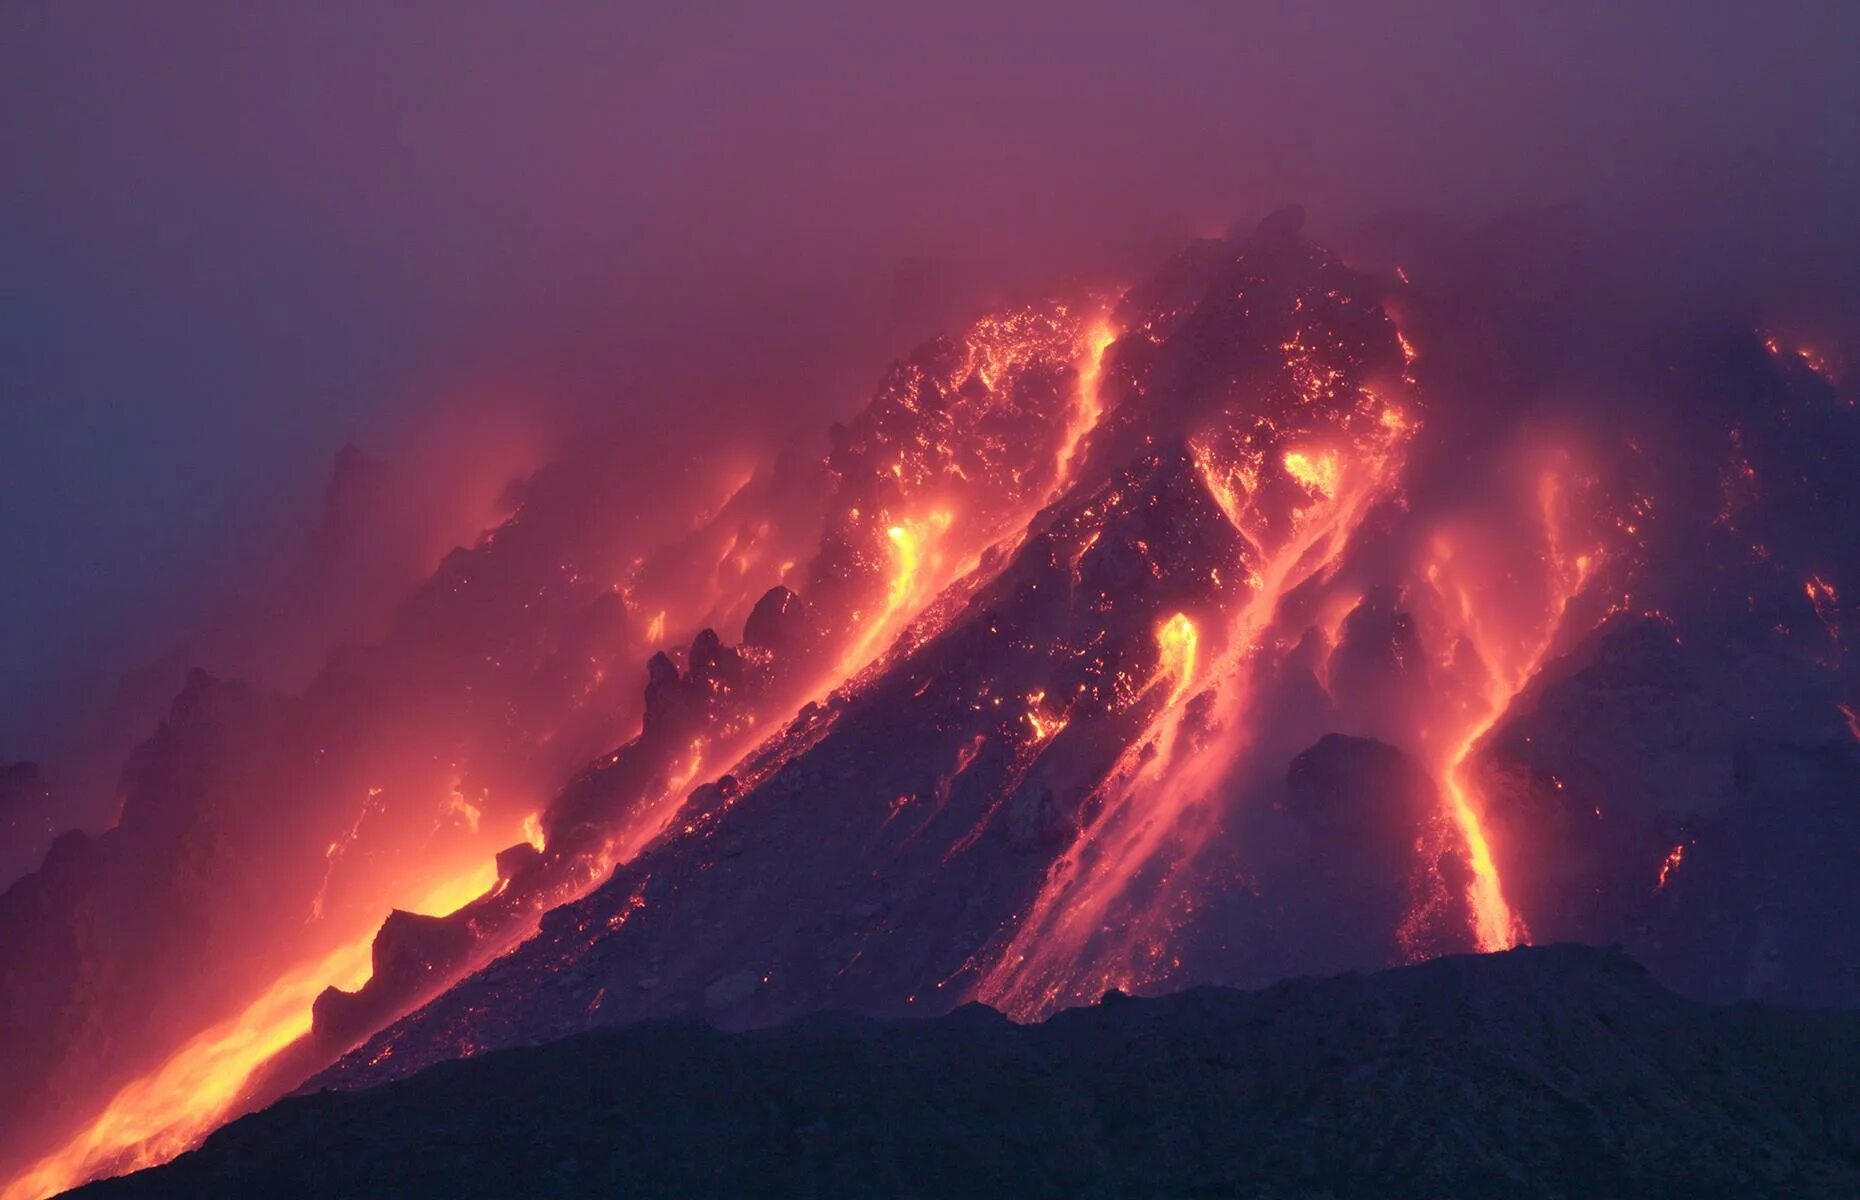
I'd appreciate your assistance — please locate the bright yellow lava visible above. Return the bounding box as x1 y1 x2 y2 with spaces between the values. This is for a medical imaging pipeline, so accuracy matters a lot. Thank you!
1156 612 1200 706
1282 448 1341 496
886 523 920 609
1443 750 1516 952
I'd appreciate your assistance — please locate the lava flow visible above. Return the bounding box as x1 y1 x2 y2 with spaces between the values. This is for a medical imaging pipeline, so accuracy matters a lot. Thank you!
1409 458 1607 953
0 860 498 1200
14 206 1859 1199
978 419 1411 1018
0 294 1125 1200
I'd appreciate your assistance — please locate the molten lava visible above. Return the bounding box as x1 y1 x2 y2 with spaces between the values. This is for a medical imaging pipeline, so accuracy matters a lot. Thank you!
8 215 1751 1198
1054 318 1118 490
1155 612 1200 705
2 862 498 1200
1282 447 1341 497
979 412 1413 1018
1412 462 1607 953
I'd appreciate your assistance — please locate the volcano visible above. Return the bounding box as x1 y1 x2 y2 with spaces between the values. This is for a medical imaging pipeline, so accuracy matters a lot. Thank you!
4 208 1859 1198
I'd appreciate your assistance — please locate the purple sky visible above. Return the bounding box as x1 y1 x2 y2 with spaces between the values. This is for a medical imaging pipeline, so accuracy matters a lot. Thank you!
4 1 1858 757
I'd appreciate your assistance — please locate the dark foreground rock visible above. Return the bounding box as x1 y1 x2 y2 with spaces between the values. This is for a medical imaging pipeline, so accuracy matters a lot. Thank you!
73 944 1860 1199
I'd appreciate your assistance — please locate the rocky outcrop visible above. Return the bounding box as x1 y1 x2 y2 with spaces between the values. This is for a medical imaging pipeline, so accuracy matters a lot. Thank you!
1480 616 1860 1007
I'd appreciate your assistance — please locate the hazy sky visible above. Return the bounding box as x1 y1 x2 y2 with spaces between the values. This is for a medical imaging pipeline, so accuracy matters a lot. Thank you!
4 1 1858 757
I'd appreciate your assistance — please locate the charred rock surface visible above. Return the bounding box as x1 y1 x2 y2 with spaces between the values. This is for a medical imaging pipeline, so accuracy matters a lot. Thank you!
81 946 1860 1200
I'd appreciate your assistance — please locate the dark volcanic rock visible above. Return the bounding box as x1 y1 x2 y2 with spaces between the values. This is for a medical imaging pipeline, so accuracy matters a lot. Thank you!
312 910 481 1046
1480 616 1860 1007
0 762 57 887
76 945 1860 1200
1269 734 1473 967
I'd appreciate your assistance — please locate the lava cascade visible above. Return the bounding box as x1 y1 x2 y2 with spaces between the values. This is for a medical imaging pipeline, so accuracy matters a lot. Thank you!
8 208 1860 1197
0 296 1119 1199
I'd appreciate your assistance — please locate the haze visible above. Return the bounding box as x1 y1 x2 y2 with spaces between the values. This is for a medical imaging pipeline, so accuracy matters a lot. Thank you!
4 0 1857 765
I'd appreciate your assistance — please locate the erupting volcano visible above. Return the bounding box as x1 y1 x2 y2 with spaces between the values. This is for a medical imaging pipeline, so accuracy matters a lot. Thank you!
6 197 1860 1199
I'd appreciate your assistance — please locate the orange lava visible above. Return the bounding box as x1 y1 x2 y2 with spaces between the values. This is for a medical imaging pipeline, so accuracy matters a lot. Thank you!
1282 447 1341 497
1806 575 1839 641
2 862 499 1200
1054 318 1118 490
1416 463 1603 953
980 424 1408 1018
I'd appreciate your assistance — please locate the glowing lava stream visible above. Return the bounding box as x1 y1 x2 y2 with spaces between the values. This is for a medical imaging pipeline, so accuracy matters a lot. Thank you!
1053 318 1118 491
1 862 500 1200
600 315 1127 875
1420 468 1601 953
828 320 1120 694
979 434 1407 1019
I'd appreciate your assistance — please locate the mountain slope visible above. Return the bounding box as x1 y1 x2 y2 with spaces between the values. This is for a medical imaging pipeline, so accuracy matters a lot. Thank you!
76 945 1860 1199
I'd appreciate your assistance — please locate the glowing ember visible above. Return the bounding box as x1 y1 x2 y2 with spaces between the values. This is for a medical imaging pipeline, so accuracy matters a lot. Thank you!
1806 575 1839 641
1655 841 1690 892
1054 318 1118 490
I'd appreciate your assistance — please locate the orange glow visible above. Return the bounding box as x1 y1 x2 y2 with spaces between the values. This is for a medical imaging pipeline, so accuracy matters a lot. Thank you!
1054 318 1118 490
4 293 1135 1195
1416 462 1604 953
1439 751 1515 950
1806 575 1839 640
834 510 955 680
981 413 1411 1018
1282 447 1341 496
1762 330 1838 384
443 784 482 833
1155 612 1200 706
886 523 922 607
1022 691 1068 744
2 862 498 1200
1655 841 1689 891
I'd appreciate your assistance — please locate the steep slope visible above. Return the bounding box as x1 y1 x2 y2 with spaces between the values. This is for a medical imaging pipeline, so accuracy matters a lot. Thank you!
313 208 1432 1088
78 946 1860 1200
14 207 1860 1199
